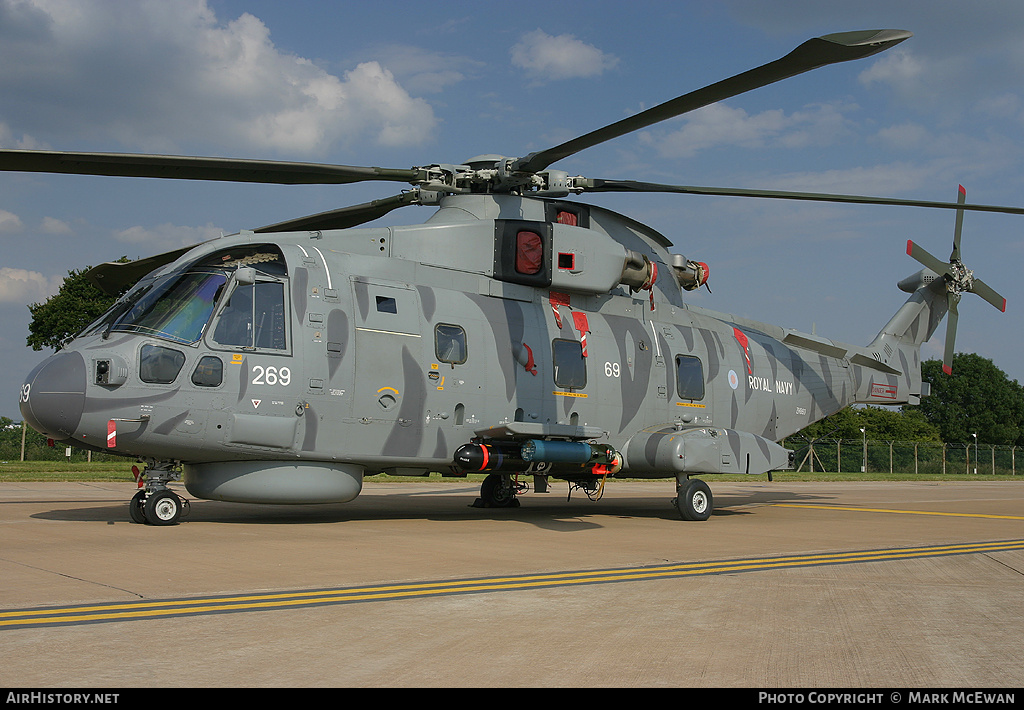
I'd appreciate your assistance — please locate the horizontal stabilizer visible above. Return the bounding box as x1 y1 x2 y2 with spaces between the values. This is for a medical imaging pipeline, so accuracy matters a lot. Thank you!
782 331 847 359
849 353 902 375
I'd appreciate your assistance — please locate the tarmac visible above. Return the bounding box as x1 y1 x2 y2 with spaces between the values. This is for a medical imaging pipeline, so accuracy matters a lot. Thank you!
1 477 1022 688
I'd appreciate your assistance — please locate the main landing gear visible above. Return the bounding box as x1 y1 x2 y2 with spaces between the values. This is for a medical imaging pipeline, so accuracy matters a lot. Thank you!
673 476 713 521
129 460 188 526
475 472 524 508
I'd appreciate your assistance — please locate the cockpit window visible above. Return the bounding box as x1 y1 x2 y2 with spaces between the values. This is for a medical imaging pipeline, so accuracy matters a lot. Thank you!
91 245 288 348
212 280 287 350
108 270 226 345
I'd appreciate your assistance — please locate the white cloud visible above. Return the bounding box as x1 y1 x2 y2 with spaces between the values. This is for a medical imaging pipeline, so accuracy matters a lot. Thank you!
0 122 48 150
0 209 23 233
874 122 931 151
0 0 436 155
0 267 61 304
769 162 938 196
641 101 855 158
40 217 72 235
361 44 481 95
859 50 926 90
113 222 224 248
510 30 618 81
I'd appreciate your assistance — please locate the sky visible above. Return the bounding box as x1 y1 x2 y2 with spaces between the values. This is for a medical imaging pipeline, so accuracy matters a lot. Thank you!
1 0 1023 420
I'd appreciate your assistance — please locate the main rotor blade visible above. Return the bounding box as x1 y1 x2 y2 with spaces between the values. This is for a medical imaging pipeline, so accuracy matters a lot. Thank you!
0 150 425 185
581 179 1024 217
254 192 420 233
512 29 911 174
86 244 202 296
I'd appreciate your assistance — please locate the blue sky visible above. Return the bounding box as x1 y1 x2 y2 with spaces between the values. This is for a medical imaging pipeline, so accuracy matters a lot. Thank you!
1 0 1023 419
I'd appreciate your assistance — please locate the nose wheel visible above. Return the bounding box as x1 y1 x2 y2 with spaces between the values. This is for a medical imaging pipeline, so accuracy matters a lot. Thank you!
128 461 187 525
129 488 187 525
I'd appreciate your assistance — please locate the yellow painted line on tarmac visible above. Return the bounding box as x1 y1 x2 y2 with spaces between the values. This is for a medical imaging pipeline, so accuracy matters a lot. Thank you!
3 539 1023 630
775 504 1024 520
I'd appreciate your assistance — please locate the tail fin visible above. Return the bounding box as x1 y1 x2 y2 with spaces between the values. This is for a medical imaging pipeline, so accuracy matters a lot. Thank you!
859 185 1006 403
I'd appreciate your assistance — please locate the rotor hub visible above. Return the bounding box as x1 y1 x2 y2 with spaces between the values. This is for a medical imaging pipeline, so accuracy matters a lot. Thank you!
946 261 975 294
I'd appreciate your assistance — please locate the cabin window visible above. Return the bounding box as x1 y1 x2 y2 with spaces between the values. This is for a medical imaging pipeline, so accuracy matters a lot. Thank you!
139 344 185 384
191 355 223 387
552 338 586 390
375 295 398 314
435 324 467 364
675 355 705 400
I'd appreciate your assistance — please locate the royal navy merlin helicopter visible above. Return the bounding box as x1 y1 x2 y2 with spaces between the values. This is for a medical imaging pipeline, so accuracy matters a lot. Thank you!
7 29 1016 525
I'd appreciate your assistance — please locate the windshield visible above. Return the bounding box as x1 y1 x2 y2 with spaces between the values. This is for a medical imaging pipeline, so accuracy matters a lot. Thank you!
80 244 287 346
108 270 226 344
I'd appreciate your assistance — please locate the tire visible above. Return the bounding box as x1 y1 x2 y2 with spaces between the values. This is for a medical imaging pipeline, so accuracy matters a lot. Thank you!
676 478 713 521
480 473 518 508
129 489 147 524
144 489 182 526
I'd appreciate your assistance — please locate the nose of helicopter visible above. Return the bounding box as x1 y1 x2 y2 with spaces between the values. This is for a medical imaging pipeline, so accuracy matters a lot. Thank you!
20 351 87 440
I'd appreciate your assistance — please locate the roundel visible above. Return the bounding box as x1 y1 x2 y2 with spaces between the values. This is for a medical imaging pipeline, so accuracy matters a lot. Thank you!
728 370 739 390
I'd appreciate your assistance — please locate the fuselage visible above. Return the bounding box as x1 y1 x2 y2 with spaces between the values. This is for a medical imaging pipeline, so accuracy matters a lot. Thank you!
19 194 907 502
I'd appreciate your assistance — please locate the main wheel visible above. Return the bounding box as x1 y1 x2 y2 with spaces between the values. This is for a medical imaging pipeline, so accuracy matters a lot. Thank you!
675 478 713 521
143 489 182 526
480 473 519 508
129 489 147 524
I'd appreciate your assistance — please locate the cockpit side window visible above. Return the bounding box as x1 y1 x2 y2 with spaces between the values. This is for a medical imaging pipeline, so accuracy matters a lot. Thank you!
211 280 287 350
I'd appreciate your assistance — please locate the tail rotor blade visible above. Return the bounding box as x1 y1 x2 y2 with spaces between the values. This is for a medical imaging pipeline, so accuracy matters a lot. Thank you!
906 240 951 276
951 184 966 262
970 277 1007 312
943 293 960 375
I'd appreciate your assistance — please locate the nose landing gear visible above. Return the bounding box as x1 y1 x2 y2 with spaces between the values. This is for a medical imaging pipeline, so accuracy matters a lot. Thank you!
128 461 188 525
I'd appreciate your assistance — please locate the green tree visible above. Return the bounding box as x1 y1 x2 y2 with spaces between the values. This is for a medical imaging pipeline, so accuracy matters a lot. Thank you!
0 417 21 460
26 261 127 352
797 405 941 443
907 354 1024 445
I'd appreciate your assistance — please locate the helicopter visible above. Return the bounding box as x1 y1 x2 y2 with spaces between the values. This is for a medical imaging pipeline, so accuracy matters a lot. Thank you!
7 29 1016 525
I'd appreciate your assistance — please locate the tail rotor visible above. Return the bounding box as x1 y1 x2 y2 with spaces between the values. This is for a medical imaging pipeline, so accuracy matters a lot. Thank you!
905 185 1007 375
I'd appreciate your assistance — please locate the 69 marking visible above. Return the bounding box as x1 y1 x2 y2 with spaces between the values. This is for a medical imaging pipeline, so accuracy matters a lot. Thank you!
251 365 291 386
604 361 620 378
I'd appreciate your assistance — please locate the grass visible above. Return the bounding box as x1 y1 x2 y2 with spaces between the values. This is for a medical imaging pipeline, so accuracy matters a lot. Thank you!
0 460 1019 483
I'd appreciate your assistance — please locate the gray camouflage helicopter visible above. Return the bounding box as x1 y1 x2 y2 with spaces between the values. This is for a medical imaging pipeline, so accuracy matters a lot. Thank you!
8 29 1016 525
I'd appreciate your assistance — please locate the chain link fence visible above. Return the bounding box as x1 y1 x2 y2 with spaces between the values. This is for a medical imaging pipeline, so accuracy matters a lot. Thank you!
784 438 1019 476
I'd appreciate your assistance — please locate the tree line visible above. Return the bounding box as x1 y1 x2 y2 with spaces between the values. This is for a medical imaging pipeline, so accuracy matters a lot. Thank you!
795 353 1024 446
